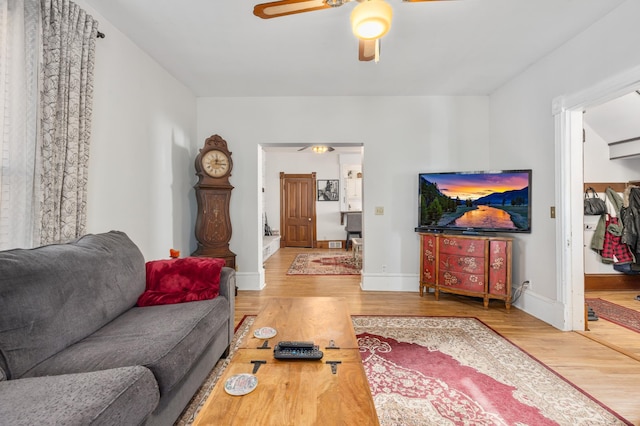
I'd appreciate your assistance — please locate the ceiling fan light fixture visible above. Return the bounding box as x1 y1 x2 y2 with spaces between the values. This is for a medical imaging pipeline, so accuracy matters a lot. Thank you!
325 0 345 7
311 145 329 153
351 0 392 40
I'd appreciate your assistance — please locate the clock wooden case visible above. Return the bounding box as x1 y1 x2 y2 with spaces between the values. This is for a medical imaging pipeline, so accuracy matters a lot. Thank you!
192 134 236 268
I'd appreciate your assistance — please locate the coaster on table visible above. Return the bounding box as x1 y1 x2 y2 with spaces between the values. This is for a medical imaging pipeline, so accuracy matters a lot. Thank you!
224 374 258 396
253 326 277 339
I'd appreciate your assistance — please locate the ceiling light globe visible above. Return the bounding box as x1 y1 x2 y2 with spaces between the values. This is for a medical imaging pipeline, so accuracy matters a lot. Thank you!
355 19 387 39
351 0 392 40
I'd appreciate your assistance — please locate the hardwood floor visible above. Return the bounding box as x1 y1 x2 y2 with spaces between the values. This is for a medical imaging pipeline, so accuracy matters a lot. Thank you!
235 248 640 425
582 291 640 363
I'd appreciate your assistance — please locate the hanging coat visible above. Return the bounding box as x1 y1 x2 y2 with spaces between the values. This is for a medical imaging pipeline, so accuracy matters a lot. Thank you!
621 186 640 258
600 215 634 264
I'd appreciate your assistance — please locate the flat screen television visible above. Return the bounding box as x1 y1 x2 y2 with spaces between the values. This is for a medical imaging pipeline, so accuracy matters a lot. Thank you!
417 169 532 234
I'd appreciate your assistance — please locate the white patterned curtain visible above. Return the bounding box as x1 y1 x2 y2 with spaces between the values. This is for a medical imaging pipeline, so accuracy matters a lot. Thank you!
0 0 40 250
39 0 98 245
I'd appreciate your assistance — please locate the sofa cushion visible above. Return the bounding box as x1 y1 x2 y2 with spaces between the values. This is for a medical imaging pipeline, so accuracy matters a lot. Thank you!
137 257 225 307
22 297 230 395
0 231 145 379
0 366 159 426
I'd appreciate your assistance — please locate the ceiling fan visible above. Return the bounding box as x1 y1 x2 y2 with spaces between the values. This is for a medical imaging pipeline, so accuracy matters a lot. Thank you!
253 0 451 62
298 145 335 153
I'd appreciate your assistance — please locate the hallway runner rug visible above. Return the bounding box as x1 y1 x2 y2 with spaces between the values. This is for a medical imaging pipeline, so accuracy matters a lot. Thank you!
586 298 640 333
176 316 631 426
286 252 361 275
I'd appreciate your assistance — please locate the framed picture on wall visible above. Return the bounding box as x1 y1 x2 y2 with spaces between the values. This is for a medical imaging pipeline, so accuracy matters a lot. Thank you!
317 179 339 201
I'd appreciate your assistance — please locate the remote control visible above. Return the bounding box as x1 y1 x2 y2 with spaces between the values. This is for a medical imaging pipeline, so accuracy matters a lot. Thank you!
276 341 315 349
274 342 324 360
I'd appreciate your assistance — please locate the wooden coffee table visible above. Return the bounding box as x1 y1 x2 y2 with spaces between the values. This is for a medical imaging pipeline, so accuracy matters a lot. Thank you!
192 297 379 425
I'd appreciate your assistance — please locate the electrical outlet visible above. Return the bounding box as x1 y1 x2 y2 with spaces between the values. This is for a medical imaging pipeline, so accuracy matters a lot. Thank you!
382 264 387 272
375 206 384 215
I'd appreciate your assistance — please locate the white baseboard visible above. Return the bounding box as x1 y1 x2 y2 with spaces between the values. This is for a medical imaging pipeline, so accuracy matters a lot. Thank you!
236 271 265 291
513 289 567 330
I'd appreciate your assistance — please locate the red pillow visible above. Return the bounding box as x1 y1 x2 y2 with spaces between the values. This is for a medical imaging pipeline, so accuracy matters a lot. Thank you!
137 257 225 307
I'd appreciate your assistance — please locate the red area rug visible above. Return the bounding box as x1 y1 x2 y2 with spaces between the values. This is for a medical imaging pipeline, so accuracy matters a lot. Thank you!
177 316 630 425
286 252 360 275
586 298 640 333
352 316 630 425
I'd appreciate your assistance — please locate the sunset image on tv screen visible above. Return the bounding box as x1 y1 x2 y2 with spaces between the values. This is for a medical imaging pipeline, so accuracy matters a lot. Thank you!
418 170 531 233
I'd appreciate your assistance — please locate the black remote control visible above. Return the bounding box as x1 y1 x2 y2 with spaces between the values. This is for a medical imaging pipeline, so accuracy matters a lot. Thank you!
274 342 323 360
276 341 315 349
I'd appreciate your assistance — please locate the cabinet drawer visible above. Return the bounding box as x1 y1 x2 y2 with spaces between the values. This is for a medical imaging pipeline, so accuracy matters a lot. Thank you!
488 240 509 296
438 270 485 292
422 234 437 259
488 279 508 296
439 236 485 257
421 234 437 283
439 254 484 275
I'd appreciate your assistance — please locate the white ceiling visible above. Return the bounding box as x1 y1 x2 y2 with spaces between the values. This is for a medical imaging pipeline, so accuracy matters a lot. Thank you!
585 91 640 143
83 0 626 98
584 90 640 159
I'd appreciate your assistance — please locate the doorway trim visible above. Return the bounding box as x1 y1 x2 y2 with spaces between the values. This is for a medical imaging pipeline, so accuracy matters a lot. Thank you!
554 65 640 331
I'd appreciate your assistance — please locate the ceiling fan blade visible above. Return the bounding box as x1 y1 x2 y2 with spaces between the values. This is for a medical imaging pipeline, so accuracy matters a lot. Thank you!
358 39 377 62
254 0 331 19
298 146 310 151
327 147 335 152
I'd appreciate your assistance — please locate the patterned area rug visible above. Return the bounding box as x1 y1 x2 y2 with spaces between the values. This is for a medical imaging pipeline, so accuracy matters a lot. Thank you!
353 316 630 425
176 316 631 426
586 298 640 333
286 252 361 275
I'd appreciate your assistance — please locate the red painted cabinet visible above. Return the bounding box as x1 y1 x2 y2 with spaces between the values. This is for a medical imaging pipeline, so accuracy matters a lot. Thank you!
419 233 512 310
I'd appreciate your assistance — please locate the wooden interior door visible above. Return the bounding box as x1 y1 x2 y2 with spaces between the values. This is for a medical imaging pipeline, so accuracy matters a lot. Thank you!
280 172 316 248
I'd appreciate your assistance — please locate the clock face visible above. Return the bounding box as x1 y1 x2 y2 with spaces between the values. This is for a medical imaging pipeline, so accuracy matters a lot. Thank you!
202 150 230 178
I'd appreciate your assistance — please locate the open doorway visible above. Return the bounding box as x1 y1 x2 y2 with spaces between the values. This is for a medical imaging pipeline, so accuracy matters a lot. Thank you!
555 66 640 331
260 144 364 265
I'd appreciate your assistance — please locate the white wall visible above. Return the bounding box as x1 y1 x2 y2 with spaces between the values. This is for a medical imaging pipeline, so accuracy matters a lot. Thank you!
77 1 197 261
197 96 490 291
583 123 640 183
489 0 640 328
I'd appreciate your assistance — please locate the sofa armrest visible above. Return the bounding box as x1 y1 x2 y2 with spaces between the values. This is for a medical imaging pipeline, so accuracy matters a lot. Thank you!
218 267 236 346
0 366 159 426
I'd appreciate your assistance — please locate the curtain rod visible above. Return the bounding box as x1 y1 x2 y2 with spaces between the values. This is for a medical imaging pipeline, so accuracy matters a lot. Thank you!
97 31 105 39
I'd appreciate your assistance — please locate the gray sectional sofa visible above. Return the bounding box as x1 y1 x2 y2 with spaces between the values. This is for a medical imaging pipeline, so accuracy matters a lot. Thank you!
0 231 235 425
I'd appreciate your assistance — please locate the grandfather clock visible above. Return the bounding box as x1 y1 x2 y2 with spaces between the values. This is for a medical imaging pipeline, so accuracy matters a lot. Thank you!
192 134 236 269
